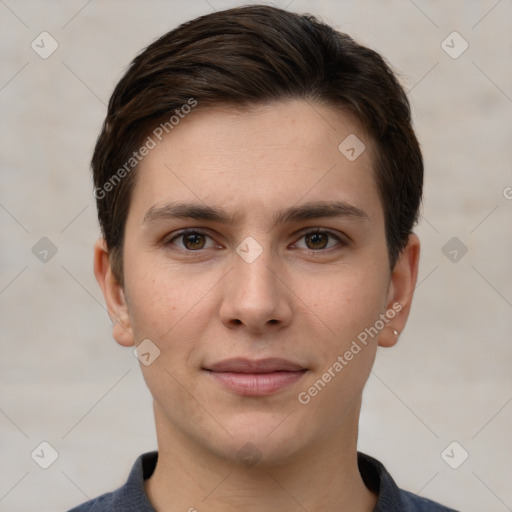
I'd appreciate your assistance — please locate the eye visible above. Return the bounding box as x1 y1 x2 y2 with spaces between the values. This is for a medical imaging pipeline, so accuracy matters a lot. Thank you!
294 229 344 251
167 230 218 251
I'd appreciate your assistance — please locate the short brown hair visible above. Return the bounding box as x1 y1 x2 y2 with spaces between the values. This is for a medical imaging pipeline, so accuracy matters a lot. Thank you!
92 4 423 283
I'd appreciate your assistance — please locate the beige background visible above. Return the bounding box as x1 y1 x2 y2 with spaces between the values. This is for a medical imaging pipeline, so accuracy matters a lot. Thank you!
1 1 511 511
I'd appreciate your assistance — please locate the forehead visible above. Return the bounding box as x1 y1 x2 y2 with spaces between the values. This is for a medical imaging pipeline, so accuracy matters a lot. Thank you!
129 99 383 226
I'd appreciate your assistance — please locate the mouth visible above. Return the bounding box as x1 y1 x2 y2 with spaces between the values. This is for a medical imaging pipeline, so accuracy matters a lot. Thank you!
203 358 308 396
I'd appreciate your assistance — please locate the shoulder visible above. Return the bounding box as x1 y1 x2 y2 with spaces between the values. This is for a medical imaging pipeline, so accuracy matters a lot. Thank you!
400 489 460 511
65 452 158 512
357 452 459 512
66 492 114 512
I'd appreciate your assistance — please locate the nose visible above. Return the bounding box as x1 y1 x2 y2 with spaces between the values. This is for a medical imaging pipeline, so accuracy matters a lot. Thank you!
219 243 293 334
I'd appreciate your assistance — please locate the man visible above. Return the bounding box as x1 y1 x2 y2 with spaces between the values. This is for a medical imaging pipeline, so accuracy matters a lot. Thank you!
70 5 458 511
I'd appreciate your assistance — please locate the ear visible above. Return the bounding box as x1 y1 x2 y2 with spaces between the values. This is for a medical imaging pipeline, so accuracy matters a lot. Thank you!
93 238 135 347
378 233 420 348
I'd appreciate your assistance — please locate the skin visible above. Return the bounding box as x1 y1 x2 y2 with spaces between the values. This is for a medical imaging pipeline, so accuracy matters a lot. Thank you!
94 99 420 512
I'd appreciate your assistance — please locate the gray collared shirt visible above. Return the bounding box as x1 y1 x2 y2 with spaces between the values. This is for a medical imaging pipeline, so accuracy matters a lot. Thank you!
68 451 459 511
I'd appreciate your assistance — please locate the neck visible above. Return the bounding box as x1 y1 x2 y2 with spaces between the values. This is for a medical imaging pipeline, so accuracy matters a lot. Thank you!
145 403 376 512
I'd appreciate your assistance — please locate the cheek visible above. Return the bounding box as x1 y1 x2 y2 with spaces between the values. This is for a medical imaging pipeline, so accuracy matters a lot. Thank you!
296 263 390 342
293 269 387 424
123 257 225 381
123 263 219 422
125 253 211 332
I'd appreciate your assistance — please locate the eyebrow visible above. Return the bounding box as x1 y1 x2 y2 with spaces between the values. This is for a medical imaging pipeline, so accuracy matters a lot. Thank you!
143 200 370 228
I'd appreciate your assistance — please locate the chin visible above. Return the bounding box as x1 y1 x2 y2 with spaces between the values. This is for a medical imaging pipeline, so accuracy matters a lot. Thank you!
210 410 312 468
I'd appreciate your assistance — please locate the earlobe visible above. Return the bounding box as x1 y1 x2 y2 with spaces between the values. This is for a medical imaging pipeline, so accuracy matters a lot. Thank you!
378 233 420 348
93 239 135 347
378 325 401 348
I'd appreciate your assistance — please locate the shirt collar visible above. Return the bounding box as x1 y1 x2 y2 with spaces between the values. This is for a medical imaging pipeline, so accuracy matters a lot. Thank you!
111 451 406 511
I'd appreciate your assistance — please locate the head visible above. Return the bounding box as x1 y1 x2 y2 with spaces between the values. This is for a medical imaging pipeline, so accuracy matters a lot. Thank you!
93 5 421 467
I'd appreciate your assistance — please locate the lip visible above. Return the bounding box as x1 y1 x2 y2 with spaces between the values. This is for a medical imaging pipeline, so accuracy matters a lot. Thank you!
204 358 307 396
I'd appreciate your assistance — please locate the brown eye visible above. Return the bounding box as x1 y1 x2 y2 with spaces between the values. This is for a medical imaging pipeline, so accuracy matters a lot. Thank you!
182 232 206 250
294 229 344 252
305 232 329 250
167 230 216 251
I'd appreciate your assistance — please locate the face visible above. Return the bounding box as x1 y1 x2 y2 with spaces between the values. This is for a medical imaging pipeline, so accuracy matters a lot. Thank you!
96 99 419 467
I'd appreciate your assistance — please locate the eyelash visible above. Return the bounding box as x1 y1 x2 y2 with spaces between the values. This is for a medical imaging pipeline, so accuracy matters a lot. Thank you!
164 228 346 254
